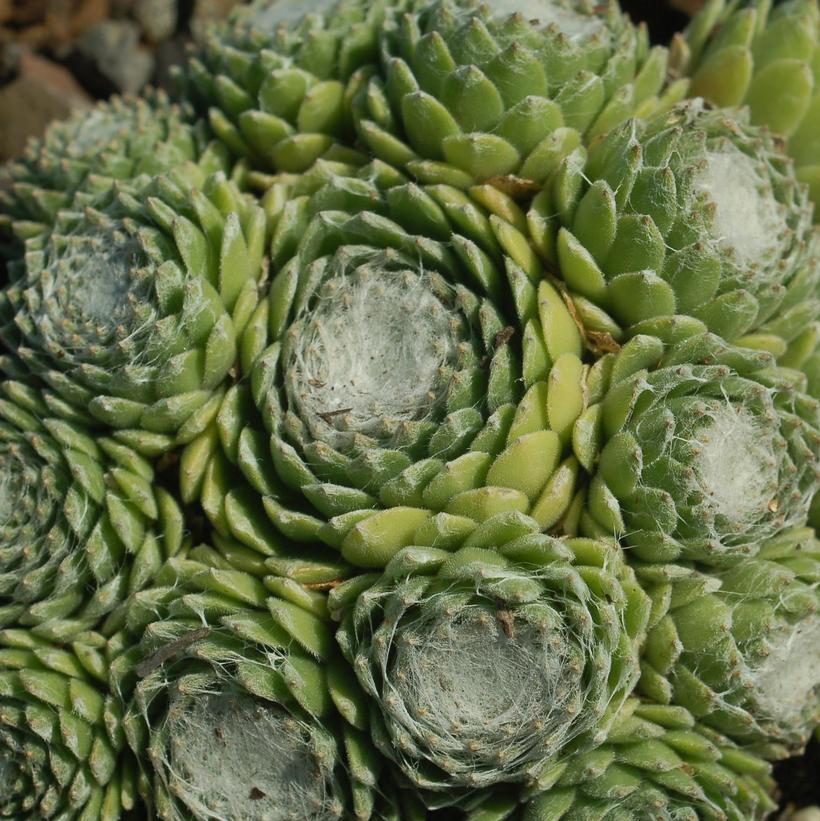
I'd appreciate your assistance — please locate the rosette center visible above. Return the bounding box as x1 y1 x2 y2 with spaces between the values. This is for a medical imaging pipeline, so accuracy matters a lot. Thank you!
691 403 779 527
36 227 152 362
752 617 820 726
383 594 594 784
165 691 342 821
285 267 459 449
693 144 789 271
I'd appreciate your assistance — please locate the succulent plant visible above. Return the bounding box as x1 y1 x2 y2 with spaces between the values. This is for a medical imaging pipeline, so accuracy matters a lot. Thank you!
469 699 777 820
176 0 392 174
180 160 589 571
543 100 816 351
0 380 186 640
637 526 820 760
0 90 209 269
575 327 820 565
177 0 675 183
0 627 139 820
674 0 820 219
1 0 819 818
328 529 649 800
0 160 266 444
352 0 675 186
113 547 416 821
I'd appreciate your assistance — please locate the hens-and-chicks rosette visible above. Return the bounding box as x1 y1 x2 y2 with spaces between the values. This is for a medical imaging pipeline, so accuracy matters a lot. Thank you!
0 0 818 819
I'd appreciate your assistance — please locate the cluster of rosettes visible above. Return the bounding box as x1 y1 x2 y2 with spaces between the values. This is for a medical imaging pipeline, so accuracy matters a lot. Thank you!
0 0 818 819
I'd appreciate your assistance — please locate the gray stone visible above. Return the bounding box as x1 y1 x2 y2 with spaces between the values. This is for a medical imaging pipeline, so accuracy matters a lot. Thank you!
133 0 178 42
75 19 154 95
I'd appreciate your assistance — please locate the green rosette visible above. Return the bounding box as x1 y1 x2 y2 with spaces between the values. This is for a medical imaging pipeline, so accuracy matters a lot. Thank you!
575 329 820 564
0 90 210 262
181 159 592 575
174 0 394 175
674 0 820 219
543 100 817 352
328 530 650 801
112 545 420 821
354 0 671 186
637 527 820 760
0 156 267 444
463 699 776 820
0 628 140 820
0 380 186 640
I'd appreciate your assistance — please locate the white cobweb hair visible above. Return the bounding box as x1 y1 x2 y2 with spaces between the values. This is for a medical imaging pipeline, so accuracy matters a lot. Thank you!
748 615 820 730
160 688 343 821
284 263 458 451
690 401 779 533
633 376 794 554
35 215 160 371
371 568 621 789
45 234 142 326
692 138 791 285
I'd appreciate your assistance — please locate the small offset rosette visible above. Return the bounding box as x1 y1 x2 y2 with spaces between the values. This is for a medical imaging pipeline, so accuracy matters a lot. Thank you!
115 547 417 820
674 0 820 219
354 0 670 185
637 527 820 760
0 627 141 820
176 0 393 174
0 89 211 262
575 330 820 564
329 527 649 803
543 101 816 350
0 159 266 445
181 161 591 577
0 380 186 640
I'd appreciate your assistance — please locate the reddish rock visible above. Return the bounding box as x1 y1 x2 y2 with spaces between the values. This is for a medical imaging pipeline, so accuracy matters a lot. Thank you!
18 46 88 96
0 47 90 161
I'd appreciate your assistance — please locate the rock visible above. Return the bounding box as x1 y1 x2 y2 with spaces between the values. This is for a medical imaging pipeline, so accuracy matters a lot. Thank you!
133 0 177 42
189 0 242 42
18 47 90 97
0 50 91 161
3 0 110 52
788 811 820 821
71 19 154 95
69 0 112 38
